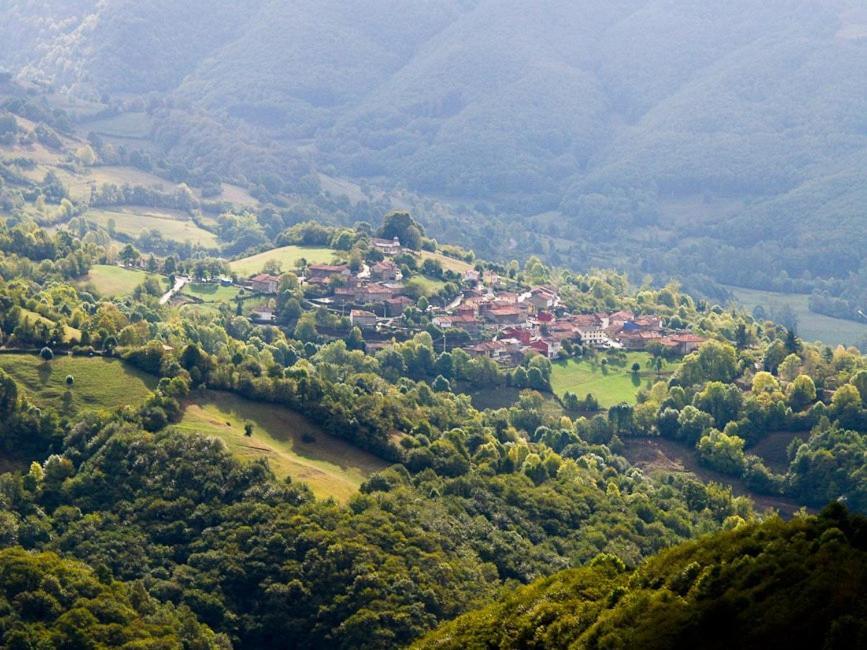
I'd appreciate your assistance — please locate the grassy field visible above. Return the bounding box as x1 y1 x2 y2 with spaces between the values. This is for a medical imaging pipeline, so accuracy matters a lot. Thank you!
467 385 564 418
63 166 178 202
419 250 475 274
218 183 259 207
725 285 867 347
77 265 166 298
85 207 219 248
0 355 157 414
84 112 153 139
551 352 678 408
176 391 387 501
748 431 802 473
410 275 447 297
621 437 805 516
19 310 81 342
230 245 335 277
182 283 242 304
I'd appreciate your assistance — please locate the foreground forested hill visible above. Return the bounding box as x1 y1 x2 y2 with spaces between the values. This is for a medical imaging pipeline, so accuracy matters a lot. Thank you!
1 1 865 314
416 504 867 650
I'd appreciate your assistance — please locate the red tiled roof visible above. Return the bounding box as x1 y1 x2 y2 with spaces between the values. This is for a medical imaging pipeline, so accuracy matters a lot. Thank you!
668 333 706 343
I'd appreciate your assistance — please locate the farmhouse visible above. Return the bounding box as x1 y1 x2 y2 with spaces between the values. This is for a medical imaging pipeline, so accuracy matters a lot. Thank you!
578 327 613 349
482 306 525 325
371 260 401 281
307 264 351 282
433 313 481 334
249 273 280 294
525 287 558 312
385 295 413 316
250 309 275 323
350 310 378 329
663 333 706 354
617 329 663 351
500 326 532 345
526 338 562 359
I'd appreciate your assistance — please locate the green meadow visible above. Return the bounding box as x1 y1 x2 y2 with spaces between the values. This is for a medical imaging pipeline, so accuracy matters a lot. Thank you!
550 352 677 408
182 283 242 304
229 245 335 277
176 390 387 502
76 264 166 298
85 207 219 248
725 285 867 347
0 354 157 414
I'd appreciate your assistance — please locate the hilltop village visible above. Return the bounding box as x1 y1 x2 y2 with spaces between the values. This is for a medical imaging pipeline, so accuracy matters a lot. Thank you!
223 230 706 366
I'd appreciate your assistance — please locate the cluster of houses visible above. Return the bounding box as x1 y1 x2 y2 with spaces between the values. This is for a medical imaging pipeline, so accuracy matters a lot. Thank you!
440 287 705 365
236 238 706 365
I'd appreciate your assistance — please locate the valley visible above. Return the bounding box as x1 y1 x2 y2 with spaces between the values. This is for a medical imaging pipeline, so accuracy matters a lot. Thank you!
0 4 864 647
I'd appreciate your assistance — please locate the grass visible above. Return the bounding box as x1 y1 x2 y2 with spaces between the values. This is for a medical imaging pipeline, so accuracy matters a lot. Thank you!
229 245 335 277
0 354 157 414
418 250 475 274
63 166 177 202
748 431 802 474
217 183 259 208
550 352 678 408
19 310 81 343
725 285 867 347
84 112 153 139
179 303 223 317
182 283 242 304
409 275 447 297
176 390 388 501
85 207 219 248
620 437 805 516
77 265 166 298
467 385 564 418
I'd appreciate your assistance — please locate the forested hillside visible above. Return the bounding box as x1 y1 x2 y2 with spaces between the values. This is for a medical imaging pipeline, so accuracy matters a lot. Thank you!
1 0 865 321
416 504 867 649
0 4 866 646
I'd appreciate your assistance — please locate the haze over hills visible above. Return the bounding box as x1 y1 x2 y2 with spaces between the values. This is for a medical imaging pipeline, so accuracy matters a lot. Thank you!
1 0 866 328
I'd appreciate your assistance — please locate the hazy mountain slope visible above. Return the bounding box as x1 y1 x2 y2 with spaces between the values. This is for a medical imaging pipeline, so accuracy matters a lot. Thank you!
0 1 97 76
1 0 865 292
176 0 466 135
4 0 263 93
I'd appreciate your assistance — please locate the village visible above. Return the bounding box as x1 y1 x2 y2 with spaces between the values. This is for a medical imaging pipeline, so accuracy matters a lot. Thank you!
231 236 707 367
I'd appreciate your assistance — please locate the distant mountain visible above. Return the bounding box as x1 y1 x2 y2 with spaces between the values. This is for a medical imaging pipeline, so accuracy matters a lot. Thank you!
2 0 866 298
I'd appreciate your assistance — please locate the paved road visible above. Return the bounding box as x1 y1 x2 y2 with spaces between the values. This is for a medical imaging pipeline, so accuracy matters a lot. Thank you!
160 276 188 305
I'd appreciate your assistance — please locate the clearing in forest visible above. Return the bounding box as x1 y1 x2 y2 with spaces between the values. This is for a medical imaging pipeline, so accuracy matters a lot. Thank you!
177 390 388 501
76 264 166 298
550 352 678 408
0 354 157 413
